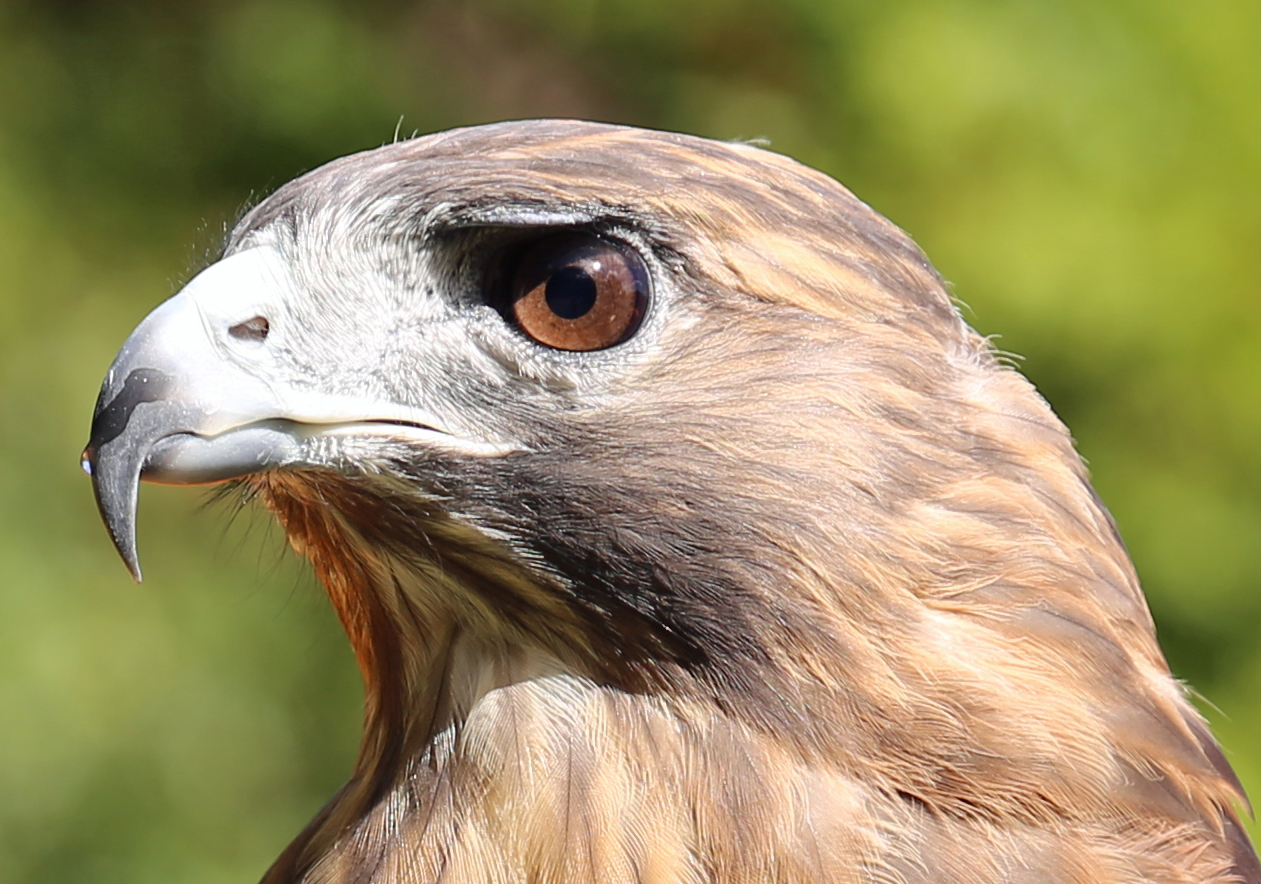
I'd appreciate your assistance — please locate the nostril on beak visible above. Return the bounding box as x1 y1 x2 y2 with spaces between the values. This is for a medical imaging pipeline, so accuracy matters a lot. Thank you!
228 316 270 343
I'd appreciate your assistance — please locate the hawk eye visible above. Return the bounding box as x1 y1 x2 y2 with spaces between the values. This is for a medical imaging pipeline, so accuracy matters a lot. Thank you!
504 234 649 351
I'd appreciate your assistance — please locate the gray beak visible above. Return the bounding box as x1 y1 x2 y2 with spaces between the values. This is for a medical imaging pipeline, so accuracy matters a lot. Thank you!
82 248 306 580
83 246 503 581
83 365 182 582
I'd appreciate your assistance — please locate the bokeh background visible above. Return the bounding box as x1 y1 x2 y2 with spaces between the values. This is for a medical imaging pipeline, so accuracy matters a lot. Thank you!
0 0 1257 880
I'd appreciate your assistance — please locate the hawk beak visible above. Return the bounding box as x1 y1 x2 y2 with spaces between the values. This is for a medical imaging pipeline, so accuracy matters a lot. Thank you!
83 247 515 581
82 248 307 581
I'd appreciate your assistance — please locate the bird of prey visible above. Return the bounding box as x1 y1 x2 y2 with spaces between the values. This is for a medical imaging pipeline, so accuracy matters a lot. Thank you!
84 120 1258 884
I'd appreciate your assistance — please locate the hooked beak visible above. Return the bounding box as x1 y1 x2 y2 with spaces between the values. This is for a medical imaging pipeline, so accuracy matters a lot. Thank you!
83 247 507 581
83 248 301 580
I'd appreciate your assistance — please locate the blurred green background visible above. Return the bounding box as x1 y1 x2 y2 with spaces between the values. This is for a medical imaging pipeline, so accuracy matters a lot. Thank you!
0 0 1257 881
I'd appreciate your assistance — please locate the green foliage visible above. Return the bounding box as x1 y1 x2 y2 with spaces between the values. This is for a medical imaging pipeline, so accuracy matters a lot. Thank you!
0 1 1256 880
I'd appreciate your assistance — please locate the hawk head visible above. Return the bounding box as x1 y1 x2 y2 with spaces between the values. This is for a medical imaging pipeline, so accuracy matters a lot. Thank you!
84 121 1257 884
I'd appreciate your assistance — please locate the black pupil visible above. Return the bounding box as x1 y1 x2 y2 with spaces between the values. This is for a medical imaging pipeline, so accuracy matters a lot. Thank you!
545 265 598 320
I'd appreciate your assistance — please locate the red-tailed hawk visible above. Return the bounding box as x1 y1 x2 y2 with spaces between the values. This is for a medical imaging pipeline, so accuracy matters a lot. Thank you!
84 120 1258 883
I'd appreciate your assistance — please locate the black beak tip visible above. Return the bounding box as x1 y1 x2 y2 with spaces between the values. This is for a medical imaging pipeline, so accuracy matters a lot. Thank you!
82 441 145 583
83 367 179 584
111 530 144 584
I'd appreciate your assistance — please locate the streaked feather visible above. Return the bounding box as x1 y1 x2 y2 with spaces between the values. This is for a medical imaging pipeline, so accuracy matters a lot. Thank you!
212 121 1260 883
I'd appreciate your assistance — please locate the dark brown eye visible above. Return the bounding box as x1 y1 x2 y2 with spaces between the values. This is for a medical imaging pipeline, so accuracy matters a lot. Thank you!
505 234 649 351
